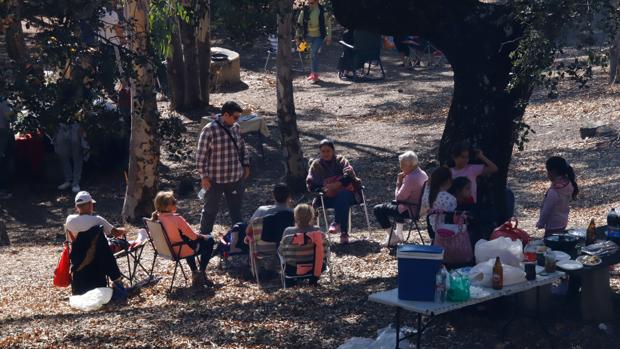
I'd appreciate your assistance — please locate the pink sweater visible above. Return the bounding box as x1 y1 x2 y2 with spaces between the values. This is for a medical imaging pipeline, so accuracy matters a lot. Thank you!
536 179 574 230
395 167 428 214
159 213 201 258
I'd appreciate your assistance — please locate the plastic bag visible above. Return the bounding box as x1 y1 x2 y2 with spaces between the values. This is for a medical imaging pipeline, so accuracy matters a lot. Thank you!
475 237 523 267
53 243 71 288
469 259 526 288
69 287 113 311
368 326 412 349
337 338 375 349
447 272 470 302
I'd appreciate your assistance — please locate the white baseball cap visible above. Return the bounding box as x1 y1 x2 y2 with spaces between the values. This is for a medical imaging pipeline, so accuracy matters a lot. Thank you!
75 191 96 204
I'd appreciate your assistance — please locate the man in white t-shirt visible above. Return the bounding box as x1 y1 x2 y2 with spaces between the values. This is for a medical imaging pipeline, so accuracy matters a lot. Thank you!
65 191 125 240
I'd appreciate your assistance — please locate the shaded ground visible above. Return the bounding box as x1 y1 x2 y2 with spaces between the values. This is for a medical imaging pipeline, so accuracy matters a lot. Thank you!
1 38 620 348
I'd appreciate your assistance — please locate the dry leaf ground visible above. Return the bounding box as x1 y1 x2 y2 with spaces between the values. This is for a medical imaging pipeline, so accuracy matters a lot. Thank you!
1 43 619 348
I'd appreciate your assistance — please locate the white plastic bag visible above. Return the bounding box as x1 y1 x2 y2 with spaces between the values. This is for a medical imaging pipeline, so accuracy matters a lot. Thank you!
69 287 113 311
368 326 412 349
469 259 526 288
474 237 523 267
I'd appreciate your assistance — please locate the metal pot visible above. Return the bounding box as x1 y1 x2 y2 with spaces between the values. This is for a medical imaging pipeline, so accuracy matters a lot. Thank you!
544 233 580 254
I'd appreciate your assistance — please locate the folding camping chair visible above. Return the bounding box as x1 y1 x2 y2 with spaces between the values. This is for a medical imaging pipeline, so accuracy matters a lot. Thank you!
386 182 428 247
113 237 154 287
248 211 295 287
337 30 385 81
143 218 201 293
315 187 373 240
278 230 332 289
264 34 305 72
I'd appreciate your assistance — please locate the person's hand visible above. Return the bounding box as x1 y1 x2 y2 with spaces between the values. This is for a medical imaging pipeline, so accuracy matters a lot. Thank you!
200 234 211 241
243 166 250 179
201 177 211 190
112 227 126 238
397 172 406 183
325 37 332 45
473 148 484 159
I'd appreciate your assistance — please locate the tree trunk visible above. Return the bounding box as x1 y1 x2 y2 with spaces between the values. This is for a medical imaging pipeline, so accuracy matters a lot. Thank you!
610 3 620 84
276 0 307 193
332 0 533 221
122 0 160 222
4 0 28 62
0 220 9 246
196 0 210 106
178 1 201 110
167 22 186 110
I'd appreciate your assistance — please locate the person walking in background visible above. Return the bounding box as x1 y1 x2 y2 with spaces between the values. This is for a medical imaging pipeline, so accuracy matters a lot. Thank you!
196 101 250 236
55 111 87 194
0 98 14 199
296 0 332 82
537 156 578 237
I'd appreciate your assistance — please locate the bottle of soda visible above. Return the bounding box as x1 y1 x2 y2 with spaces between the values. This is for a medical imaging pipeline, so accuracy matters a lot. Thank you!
607 208 619 234
492 257 503 290
586 219 596 245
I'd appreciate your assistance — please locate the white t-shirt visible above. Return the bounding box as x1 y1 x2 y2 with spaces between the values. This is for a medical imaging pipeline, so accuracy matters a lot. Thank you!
65 214 114 237
421 189 457 232
99 8 120 45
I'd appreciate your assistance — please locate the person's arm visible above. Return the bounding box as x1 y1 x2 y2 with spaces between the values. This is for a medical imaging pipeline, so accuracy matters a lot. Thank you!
536 189 558 229
237 126 250 178
339 157 356 185
196 127 213 189
175 215 205 240
395 174 413 202
95 216 116 237
295 9 304 41
306 160 320 191
474 150 498 176
324 10 332 44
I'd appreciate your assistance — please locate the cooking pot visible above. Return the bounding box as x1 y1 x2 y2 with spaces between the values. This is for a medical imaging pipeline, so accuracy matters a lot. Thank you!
544 233 580 254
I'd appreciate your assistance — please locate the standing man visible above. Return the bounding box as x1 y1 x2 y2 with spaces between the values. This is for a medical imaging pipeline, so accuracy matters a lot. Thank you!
196 101 250 236
296 0 332 82
0 97 14 199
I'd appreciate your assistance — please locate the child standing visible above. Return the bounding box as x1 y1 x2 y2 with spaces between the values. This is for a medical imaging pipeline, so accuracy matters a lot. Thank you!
536 156 579 236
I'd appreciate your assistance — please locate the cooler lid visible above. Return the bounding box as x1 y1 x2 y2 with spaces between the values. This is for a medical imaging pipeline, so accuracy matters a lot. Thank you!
397 244 444 260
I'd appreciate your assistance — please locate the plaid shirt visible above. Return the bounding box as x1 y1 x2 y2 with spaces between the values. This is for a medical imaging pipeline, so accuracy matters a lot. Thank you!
196 116 249 184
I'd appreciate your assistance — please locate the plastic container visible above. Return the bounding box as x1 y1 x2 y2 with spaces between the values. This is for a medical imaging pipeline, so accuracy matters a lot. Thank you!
397 244 444 301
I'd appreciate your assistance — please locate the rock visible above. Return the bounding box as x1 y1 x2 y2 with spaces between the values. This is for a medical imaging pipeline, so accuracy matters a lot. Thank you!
580 123 617 139
0 220 10 246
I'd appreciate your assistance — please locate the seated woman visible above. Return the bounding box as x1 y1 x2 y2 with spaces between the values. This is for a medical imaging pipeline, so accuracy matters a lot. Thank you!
449 142 498 203
421 167 456 234
152 191 215 288
280 204 324 286
306 139 360 244
536 156 579 237
373 151 428 246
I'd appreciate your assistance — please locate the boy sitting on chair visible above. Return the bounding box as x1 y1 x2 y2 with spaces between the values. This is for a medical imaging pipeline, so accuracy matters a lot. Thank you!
242 183 293 251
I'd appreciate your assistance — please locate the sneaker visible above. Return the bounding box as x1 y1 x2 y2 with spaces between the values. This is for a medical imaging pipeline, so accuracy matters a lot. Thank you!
57 182 71 190
340 234 349 244
306 73 315 81
203 275 215 287
328 223 340 235
311 73 320 82
111 280 128 301
71 184 81 193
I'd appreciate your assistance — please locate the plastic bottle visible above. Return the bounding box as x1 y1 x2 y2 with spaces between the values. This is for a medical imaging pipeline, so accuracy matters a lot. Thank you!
197 188 206 201
435 265 448 303
607 208 620 238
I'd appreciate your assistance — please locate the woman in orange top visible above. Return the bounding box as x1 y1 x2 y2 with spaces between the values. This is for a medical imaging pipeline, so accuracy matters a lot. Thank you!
152 191 215 287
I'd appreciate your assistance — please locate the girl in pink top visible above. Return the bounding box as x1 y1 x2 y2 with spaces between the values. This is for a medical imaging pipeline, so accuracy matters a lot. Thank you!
449 142 498 203
536 156 579 236
152 191 215 287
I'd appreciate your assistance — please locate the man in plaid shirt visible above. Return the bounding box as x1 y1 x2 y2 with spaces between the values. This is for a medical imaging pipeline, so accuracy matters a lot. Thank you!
197 101 250 235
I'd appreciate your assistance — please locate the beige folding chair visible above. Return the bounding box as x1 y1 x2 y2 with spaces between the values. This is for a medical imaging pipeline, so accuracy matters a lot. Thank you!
247 216 279 287
143 218 199 293
278 230 331 289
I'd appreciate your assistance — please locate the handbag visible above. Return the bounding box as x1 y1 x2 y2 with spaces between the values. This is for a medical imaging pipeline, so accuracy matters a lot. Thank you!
53 242 72 288
432 212 473 264
491 218 530 245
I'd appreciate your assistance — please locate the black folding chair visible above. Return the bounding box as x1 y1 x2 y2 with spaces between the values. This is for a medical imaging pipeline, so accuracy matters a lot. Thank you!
337 30 385 81
113 237 154 287
143 218 201 293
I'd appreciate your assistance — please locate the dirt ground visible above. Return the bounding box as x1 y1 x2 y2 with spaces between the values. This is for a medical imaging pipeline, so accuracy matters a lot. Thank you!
1 39 620 348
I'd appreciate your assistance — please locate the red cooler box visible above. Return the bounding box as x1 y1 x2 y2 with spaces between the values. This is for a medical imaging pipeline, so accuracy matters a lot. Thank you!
397 244 444 301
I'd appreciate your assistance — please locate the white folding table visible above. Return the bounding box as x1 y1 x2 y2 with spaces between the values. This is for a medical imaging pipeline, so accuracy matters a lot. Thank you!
369 271 565 348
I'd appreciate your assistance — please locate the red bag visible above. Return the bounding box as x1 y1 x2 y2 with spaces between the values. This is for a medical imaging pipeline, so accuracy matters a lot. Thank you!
53 243 72 288
491 218 530 245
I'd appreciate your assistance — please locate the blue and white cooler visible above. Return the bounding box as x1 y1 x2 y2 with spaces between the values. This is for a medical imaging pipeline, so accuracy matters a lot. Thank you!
397 244 444 301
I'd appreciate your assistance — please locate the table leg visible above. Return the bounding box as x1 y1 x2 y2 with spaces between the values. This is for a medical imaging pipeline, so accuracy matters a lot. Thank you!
395 307 401 349
536 286 556 349
257 131 265 160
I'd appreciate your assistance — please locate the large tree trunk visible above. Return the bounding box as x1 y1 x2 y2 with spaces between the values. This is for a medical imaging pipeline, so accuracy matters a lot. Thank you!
122 0 160 222
167 22 186 110
609 1 620 84
332 0 533 221
4 0 28 62
178 1 201 110
276 0 306 192
196 0 210 106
